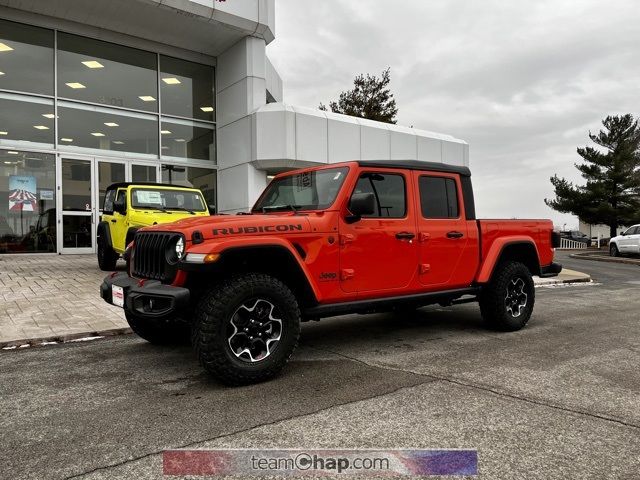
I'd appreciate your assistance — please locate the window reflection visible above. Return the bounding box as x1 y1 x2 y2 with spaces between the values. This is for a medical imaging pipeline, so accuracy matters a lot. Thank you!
0 149 56 253
0 93 54 147
0 19 54 95
162 165 216 211
58 101 158 156
161 117 215 161
160 55 214 121
57 32 157 112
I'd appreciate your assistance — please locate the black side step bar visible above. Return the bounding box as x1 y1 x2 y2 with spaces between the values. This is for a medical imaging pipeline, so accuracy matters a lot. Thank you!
303 287 480 319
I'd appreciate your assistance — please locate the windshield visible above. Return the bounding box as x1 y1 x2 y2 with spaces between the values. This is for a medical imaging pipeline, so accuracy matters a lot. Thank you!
252 167 349 212
130 188 207 212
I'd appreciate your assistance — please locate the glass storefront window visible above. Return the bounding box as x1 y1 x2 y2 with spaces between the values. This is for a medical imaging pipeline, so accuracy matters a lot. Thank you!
162 165 216 212
0 19 54 95
58 101 159 156
160 55 214 121
98 161 125 209
0 149 56 253
131 164 157 183
0 93 55 148
57 32 158 112
161 117 215 161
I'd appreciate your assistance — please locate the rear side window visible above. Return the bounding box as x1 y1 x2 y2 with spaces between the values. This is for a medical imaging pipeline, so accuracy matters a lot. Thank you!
352 173 406 218
419 176 459 219
103 189 115 213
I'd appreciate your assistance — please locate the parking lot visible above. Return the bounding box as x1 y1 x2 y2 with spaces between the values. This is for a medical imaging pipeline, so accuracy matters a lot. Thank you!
1 251 639 479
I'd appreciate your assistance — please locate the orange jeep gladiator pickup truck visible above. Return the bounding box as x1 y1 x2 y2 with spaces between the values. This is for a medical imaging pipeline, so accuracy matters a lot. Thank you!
101 160 562 385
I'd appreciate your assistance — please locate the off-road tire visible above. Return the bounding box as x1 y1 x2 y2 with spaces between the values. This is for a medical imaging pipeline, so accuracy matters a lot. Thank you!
125 311 190 345
610 243 619 257
97 237 118 271
193 273 301 386
479 261 535 331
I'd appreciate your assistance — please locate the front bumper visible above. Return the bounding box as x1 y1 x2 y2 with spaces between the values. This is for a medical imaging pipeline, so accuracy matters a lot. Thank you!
100 272 190 321
539 262 563 278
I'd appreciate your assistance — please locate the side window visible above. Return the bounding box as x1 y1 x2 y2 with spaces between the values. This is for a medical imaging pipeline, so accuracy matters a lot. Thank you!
103 189 115 213
352 173 406 218
115 189 126 213
419 176 459 219
624 227 635 235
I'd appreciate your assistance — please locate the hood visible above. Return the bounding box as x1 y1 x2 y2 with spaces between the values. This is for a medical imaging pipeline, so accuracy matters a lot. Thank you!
142 213 312 240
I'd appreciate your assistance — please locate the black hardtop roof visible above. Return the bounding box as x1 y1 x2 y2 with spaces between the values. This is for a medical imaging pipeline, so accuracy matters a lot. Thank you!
105 182 199 190
356 160 470 177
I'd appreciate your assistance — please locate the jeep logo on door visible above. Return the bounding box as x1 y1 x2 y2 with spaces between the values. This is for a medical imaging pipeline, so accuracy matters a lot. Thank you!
212 224 304 235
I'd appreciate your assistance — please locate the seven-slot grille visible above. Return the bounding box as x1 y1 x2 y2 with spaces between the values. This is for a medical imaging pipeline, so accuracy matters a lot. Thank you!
132 232 180 282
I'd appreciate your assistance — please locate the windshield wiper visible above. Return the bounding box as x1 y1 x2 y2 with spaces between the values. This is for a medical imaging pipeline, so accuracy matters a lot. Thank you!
261 204 301 213
136 204 172 213
167 207 196 214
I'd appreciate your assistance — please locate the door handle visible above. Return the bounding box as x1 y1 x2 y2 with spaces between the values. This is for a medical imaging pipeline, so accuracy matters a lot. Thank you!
395 232 415 240
111 219 117 223
447 231 464 239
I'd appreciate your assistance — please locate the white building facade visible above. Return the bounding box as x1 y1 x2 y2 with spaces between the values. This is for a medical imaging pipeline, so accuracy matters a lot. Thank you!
0 0 468 254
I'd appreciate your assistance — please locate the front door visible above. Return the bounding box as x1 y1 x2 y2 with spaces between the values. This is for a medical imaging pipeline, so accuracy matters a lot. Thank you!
339 170 418 295
59 157 95 253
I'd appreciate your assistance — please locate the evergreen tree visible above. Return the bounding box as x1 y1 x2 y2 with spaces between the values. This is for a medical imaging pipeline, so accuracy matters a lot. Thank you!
319 68 398 124
545 114 640 237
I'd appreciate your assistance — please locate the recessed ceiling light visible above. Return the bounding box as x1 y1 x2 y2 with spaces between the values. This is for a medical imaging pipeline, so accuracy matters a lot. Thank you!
33 125 49 130
60 138 73 142
3 161 12 164
174 138 186 142
82 60 104 69
42 113 56 119
66 82 86 89
161 130 172 134
200 106 214 112
162 77 181 85
8 151 19 154
138 95 156 102
0 43 14 52
113 141 124 144
104 122 119 127
0 131 7 135
0 72 5 76
161 146 169 150
91 132 105 137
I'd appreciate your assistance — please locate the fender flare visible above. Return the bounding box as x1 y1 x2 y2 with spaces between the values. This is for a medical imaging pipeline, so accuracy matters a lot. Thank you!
125 227 139 246
188 237 322 302
476 236 541 283
96 221 112 248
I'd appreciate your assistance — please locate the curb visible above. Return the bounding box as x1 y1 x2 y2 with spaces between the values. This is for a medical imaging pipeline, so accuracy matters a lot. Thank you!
0 327 133 349
534 276 592 286
569 253 640 266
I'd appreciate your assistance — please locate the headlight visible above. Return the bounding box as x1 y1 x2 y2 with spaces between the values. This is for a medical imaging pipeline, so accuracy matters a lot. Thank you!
175 237 184 260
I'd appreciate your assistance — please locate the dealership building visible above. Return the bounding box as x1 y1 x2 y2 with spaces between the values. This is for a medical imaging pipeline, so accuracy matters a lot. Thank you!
0 0 468 255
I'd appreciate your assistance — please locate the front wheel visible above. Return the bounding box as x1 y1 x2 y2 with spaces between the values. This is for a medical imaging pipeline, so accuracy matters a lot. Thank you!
193 273 301 385
97 238 119 271
479 261 535 331
610 243 619 257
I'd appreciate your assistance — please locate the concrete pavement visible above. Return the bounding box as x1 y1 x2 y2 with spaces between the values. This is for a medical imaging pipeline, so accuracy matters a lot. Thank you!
0 254 591 347
0 251 638 479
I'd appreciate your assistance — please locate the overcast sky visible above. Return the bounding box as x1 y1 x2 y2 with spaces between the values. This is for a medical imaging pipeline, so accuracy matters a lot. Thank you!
266 0 640 228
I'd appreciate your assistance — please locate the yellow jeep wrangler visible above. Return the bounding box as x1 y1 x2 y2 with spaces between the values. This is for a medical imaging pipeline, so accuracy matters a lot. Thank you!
97 182 211 270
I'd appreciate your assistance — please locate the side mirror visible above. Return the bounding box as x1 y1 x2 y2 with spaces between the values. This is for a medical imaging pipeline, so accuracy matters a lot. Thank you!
346 192 375 223
620 231 626 236
208 204 216 215
113 199 126 215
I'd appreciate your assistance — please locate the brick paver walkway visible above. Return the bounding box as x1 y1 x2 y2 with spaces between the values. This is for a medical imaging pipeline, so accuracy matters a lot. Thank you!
0 255 127 346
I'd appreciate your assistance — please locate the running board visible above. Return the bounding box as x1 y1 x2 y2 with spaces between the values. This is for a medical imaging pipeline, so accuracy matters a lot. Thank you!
303 287 480 319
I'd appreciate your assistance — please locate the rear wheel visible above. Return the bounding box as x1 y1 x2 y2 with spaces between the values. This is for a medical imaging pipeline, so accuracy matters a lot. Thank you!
125 311 190 345
610 243 619 257
97 238 118 271
479 261 535 331
193 273 301 385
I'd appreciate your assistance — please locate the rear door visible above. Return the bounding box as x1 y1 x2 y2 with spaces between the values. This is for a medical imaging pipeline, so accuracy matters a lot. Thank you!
628 226 640 253
339 169 418 294
413 172 474 289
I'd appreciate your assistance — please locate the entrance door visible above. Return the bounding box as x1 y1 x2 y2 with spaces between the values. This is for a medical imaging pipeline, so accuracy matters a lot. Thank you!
59 157 95 253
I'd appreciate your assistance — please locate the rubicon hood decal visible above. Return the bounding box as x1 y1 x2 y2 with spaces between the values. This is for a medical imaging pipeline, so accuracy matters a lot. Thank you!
213 224 304 235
